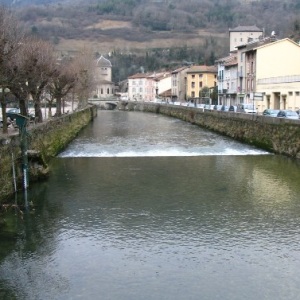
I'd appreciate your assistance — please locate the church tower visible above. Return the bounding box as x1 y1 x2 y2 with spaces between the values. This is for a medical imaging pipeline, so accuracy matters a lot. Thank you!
94 56 115 99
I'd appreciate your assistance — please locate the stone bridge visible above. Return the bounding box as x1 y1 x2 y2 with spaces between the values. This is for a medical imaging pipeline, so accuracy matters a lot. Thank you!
88 99 119 110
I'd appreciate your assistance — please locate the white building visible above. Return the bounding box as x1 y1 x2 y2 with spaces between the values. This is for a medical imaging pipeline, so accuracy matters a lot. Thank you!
216 53 238 105
229 25 263 52
93 56 115 99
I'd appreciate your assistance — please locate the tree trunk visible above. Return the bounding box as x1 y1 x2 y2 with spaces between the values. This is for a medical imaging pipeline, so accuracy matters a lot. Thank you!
0 96 8 134
34 99 43 123
56 96 62 116
19 98 27 116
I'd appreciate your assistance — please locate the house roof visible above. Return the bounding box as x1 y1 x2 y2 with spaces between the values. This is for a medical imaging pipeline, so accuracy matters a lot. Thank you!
229 25 263 32
187 65 217 74
128 73 151 79
236 36 277 51
171 66 190 74
252 37 300 51
99 80 114 85
159 89 172 97
96 56 112 68
215 53 237 65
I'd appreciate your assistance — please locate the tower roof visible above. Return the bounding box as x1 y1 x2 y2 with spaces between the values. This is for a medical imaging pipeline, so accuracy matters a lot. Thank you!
96 56 112 67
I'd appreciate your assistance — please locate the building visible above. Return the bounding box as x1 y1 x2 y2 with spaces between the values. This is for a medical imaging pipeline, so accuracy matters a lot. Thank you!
253 38 300 112
153 72 172 101
171 66 190 103
186 65 217 103
216 53 238 105
229 25 263 52
236 36 276 103
127 71 172 102
94 56 115 99
127 73 155 101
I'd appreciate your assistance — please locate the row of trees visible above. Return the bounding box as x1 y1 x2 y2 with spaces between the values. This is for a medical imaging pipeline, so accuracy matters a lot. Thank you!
0 6 96 134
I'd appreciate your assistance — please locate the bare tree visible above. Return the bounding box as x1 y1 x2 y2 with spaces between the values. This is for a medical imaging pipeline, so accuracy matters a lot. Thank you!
21 37 57 123
0 5 24 133
72 49 96 110
47 57 77 117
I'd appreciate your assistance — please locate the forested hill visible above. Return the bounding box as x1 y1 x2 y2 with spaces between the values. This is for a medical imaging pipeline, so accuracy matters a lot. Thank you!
10 0 300 35
4 0 300 81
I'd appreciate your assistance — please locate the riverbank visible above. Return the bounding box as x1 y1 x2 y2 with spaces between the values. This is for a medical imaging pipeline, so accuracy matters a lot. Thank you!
0 105 97 203
119 101 300 159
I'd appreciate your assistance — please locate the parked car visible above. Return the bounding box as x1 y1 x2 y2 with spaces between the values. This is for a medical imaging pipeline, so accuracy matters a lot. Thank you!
0 116 12 128
263 109 280 117
228 105 237 112
204 104 214 111
237 103 257 114
277 110 299 119
221 105 229 112
6 108 20 121
213 105 222 111
296 109 300 116
6 108 35 122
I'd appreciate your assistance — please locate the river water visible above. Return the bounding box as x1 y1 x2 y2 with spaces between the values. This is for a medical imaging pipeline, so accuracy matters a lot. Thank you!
1 111 300 300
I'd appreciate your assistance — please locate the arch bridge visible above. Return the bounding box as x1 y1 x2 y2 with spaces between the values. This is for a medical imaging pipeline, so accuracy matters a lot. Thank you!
88 98 119 110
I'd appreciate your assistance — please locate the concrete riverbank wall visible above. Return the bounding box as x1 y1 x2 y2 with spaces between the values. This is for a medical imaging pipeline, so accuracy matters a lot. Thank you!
120 101 300 159
0 106 97 202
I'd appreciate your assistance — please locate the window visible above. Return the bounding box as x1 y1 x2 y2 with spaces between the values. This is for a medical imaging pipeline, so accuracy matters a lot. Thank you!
139 88 143 93
199 82 203 88
191 82 195 88
199 74 203 78
192 75 195 78
191 91 195 97
240 38 243 42
107 88 110 94
101 88 103 94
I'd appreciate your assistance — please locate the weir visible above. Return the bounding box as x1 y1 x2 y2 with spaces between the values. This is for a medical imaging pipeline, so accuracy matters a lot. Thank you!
118 101 300 159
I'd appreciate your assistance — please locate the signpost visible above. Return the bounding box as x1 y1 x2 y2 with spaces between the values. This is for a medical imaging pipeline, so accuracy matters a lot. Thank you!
250 92 264 101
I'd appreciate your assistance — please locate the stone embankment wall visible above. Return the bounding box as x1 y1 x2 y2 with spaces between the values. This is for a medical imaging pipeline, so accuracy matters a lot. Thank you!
119 101 300 159
0 106 97 202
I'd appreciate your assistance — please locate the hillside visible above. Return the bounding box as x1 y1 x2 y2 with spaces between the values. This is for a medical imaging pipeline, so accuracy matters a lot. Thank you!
7 0 300 80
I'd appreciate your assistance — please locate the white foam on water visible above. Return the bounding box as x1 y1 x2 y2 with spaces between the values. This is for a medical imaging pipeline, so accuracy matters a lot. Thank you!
59 147 271 158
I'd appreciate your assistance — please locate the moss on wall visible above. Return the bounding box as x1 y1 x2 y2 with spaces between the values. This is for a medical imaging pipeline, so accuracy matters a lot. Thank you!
0 106 97 203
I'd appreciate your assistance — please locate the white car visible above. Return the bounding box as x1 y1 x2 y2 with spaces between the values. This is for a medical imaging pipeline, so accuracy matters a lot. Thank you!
237 103 257 114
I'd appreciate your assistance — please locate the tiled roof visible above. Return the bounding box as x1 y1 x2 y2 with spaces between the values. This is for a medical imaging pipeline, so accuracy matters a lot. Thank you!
128 73 151 79
229 25 262 32
171 66 190 74
159 89 172 97
187 65 217 73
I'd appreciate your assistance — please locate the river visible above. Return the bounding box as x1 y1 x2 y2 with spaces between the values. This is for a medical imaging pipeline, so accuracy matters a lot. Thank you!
1 110 300 300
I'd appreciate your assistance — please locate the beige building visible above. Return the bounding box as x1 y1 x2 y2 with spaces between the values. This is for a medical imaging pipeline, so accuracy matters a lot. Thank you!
248 38 300 112
229 25 263 52
186 65 217 101
171 66 190 103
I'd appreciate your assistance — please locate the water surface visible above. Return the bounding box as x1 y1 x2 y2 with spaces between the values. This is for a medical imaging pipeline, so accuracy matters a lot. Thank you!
1 111 300 300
